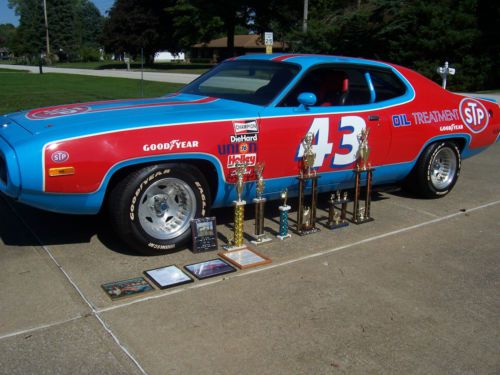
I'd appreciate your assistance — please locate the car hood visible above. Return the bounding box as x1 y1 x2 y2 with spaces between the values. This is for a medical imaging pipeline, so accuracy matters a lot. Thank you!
5 93 261 139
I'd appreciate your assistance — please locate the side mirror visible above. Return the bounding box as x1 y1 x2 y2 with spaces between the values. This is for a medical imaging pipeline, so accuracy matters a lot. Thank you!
297 92 317 109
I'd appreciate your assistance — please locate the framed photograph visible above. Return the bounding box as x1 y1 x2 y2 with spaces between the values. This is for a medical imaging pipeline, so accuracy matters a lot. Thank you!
218 248 272 269
184 258 237 280
101 277 154 301
191 217 218 252
144 265 193 289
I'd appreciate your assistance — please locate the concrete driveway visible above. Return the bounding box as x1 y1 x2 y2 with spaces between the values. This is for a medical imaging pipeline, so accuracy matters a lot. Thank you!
0 142 499 375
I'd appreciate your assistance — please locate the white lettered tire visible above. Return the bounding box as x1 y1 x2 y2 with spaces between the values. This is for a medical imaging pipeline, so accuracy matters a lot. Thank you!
109 164 209 255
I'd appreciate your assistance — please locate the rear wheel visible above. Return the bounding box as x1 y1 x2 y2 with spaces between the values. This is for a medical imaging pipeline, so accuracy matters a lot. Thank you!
405 141 461 198
108 164 210 255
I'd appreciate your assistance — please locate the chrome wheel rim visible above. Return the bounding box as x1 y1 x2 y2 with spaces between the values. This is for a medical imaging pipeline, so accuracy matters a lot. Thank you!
138 178 196 240
430 148 457 190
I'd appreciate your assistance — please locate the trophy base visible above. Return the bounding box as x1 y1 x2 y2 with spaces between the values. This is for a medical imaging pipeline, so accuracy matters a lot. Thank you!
222 244 248 251
351 217 374 225
326 221 349 230
296 226 320 236
250 236 272 246
276 233 291 241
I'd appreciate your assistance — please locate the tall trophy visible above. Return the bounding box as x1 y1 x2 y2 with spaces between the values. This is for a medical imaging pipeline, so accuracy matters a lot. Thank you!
251 162 271 246
224 162 247 250
326 190 350 229
296 132 320 235
277 188 291 240
352 128 374 224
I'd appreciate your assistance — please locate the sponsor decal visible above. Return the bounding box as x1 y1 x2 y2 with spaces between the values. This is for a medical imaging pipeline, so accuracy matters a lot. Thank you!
51 150 70 163
392 114 411 127
233 120 259 134
27 106 90 120
230 133 258 143
411 109 459 125
217 142 257 155
459 98 489 133
143 140 199 152
227 153 257 168
439 124 464 132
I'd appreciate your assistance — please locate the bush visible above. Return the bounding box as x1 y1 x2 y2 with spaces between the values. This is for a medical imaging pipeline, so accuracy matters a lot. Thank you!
79 47 100 62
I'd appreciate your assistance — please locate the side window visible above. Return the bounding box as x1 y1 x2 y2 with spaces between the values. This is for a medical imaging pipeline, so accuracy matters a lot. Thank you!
279 66 372 107
369 69 407 102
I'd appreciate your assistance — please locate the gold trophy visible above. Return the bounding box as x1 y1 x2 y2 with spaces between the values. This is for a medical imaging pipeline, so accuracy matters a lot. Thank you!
251 162 271 246
297 132 320 235
352 128 374 224
224 162 248 250
326 190 349 229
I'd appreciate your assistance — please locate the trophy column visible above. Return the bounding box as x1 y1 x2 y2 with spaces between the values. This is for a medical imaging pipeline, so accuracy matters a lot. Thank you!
352 128 374 224
251 162 271 246
277 188 291 240
296 132 320 236
224 162 247 250
326 190 350 229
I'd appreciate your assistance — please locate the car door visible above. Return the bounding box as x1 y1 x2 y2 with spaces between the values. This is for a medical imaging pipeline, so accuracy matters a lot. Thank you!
257 64 392 194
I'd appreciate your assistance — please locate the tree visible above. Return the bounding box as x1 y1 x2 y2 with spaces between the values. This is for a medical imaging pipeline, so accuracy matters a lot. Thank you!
102 0 174 63
0 23 16 50
76 0 103 48
9 0 45 60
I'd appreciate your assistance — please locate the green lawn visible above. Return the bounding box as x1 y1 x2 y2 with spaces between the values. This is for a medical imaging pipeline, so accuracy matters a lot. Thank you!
0 71 183 114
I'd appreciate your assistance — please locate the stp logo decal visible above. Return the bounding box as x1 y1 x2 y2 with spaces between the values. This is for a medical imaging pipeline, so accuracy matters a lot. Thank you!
51 151 69 163
459 98 489 133
27 106 90 120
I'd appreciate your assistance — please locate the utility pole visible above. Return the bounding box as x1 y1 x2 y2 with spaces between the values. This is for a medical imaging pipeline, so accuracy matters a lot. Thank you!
42 0 50 56
302 0 308 33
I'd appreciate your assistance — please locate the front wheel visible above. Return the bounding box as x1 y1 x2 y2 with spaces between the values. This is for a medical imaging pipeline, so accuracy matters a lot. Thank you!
108 164 210 255
409 141 461 198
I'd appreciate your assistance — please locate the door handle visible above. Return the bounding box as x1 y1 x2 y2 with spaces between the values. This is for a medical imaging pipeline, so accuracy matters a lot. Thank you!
368 115 380 121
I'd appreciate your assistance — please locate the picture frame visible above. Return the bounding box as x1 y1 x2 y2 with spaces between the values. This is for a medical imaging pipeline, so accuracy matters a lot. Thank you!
144 265 193 289
218 248 272 269
184 258 237 280
101 277 154 301
191 217 218 252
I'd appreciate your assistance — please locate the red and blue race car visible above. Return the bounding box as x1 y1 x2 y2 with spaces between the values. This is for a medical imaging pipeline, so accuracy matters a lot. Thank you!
1 54 499 254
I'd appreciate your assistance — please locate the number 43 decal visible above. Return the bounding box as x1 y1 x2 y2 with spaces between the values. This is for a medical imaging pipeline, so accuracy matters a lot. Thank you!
297 116 366 168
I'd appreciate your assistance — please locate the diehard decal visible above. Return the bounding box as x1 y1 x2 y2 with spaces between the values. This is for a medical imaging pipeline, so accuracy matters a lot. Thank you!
459 98 489 133
233 120 259 134
230 134 258 143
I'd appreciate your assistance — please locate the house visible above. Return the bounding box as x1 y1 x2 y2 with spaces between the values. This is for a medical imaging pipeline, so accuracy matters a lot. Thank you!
0 48 11 60
191 34 287 62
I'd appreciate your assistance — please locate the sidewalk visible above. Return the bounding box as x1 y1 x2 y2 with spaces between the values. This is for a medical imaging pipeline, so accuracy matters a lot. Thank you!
0 64 199 84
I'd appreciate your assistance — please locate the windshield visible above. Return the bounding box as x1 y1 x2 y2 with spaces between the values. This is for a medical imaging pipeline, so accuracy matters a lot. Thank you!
181 60 300 106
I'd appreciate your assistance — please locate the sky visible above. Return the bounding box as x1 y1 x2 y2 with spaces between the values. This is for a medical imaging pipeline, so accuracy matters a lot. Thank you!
0 0 114 26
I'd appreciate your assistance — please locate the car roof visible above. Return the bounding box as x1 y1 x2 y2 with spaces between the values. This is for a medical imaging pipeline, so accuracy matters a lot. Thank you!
230 53 396 71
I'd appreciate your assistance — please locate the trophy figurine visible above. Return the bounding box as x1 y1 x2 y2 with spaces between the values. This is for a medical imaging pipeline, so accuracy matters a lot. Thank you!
224 162 248 250
251 162 271 246
352 128 374 224
357 127 371 171
277 188 291 240
301 132 316 178
326 190 350 229
296 132 320 235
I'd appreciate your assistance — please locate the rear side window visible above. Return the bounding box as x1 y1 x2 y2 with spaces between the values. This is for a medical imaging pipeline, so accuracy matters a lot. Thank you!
369 69 407 102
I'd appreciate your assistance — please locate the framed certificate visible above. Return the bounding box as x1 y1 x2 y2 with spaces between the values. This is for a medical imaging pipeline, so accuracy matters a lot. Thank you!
144 265 193 289
101 277 154 300
218 248 272 269
184 258 236 280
